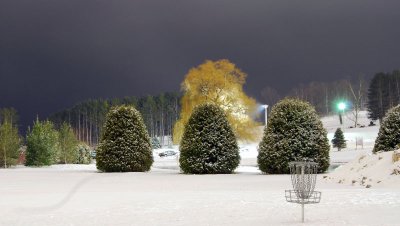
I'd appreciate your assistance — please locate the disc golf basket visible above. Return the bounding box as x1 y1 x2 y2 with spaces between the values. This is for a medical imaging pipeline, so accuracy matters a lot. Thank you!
285 161 321 223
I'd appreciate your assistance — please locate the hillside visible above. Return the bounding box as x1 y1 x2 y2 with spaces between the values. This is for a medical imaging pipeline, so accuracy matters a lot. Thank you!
325 151 400 188
323 111 379 164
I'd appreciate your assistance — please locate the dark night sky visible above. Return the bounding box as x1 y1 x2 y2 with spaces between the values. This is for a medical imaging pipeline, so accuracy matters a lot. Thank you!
1 0 400 131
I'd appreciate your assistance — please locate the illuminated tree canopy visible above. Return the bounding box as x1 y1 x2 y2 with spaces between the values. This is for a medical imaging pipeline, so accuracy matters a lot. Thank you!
173 59 259 144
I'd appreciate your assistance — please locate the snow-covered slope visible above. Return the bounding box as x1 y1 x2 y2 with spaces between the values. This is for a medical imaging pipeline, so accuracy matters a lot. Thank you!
325 151 400 188
322 111 380 164
323 111 379 153
322 111 400 189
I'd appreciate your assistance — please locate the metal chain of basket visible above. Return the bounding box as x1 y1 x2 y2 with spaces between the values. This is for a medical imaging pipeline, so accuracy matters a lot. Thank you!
285 161 321 223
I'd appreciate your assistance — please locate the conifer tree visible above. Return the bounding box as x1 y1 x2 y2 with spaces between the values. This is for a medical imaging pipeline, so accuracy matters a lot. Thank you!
179 103 240 174
59 122 79 164
367 73 387 121
25 119 60 166
373 105 400 153
332 128 346 151
96 105 153 172
257 98 330 174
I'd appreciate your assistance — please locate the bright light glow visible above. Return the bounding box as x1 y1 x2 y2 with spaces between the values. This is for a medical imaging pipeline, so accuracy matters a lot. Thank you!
219 94 250 122
338 102 346 111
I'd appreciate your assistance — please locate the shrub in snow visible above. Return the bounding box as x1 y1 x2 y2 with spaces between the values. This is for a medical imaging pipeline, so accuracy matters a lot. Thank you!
257 98 330 174
0 121 20 168
179 103 240 174
332 128 346 151
58 122 79 164
151 137 161 149
96 105 153 172
75 143 91 164
25 119 60 166
373 105 400 153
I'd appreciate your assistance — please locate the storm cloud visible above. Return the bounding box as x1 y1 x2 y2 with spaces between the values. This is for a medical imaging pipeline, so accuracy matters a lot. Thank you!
1 0 399 130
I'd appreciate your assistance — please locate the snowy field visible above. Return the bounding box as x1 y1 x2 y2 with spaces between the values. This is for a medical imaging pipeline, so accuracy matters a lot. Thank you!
2 111 400 226
1 163 400 226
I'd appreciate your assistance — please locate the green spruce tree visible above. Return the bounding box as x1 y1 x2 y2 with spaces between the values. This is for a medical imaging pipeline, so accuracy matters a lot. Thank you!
373 105 400 153
257 98 330 174
179 103 240 174
332 128 346 151
59 122 79 164
96 105 153 172
26 119 60 166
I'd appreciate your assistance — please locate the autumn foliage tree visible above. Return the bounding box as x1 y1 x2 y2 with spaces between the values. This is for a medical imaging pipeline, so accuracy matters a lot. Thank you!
173 59 259 143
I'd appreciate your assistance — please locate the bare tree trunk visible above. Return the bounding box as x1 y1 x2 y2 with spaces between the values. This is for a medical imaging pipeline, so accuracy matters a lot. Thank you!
89 118 92 146
388 79 393 108
175 97 178 121
4 144 7 168
325 87 329 115
396 77 400 105
86 112 89 144
78 111 81 141
161 109 164 146
378 79 384 121
150 113 153 138
348 77 364 128
96 116 99 145
63 137 66 164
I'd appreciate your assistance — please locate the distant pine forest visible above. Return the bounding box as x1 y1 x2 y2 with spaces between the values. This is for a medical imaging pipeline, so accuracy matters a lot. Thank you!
48 92 180 147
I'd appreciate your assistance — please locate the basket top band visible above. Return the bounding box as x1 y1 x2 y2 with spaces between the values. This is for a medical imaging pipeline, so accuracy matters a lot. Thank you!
289 162 318 167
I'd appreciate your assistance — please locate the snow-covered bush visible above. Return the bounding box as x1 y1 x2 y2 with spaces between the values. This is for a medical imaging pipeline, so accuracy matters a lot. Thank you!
151 137 161 149
257 98 330 174
179 103 240 174
373 105 400 153
75 143 91 164
96 105 153 172
332 128 346 151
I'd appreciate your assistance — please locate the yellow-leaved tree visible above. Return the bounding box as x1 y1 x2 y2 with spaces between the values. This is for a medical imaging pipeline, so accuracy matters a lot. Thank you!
173 59 260 144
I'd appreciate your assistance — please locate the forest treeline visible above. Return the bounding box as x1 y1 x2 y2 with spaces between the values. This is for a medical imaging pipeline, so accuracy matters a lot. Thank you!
367 70 400 121
48 92 180 147
261 78 368 116
40 70 400 147
260 71 400 124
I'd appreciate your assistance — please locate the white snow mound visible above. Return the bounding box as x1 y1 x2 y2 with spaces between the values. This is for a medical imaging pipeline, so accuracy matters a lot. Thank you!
326 150 400 188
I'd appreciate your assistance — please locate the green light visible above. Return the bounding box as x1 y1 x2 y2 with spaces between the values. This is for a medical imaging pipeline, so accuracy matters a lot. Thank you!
338 102 346 111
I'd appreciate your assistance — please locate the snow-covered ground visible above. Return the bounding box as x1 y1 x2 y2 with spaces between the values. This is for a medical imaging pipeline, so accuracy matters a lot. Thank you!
2 111 398 226
324 111 379 154
326 150 400 188
1 163 400 226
